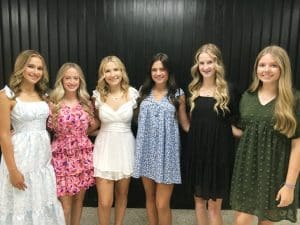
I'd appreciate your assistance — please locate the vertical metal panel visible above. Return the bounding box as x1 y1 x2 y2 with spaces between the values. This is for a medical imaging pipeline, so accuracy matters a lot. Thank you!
47 0 59 85
19 0 30 50
289 0 300 87
38 0 49 64
77 0 88 79
1 0 13 80
0 16 3 87
28 0 39 50
10 0 21 54
85 0 97 89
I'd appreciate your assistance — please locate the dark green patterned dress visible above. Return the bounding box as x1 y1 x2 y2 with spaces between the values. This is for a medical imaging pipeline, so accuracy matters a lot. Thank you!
230 91 300 222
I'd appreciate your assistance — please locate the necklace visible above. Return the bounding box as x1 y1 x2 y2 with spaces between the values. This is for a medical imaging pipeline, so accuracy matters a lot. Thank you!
109 92 123 101
199 87 215 97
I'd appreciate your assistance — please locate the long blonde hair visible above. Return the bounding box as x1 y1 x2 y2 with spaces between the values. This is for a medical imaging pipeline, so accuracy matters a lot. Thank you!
249 45 296 137
50 63 93 128
9 50 49 98
188 43 229 114
96 56 130 101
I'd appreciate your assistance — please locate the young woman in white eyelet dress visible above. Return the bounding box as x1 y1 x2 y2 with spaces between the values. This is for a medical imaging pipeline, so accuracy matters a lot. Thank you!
0 50 65 225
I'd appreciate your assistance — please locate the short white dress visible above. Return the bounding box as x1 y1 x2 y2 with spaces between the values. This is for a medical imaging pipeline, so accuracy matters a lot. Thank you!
0 86 65 225
92 87 138 180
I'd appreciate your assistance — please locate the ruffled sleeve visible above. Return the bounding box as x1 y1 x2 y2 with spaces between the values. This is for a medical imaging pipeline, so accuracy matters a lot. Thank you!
175 88 184 97
3 85 15 99
92 90 102 109
129 87 139 109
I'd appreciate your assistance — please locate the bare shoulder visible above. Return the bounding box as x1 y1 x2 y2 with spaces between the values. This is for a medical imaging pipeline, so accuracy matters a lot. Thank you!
0 90 10 102
0 90 14 109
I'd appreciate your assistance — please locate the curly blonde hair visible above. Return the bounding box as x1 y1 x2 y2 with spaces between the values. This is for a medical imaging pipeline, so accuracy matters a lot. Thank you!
96 56 130 101
249 45 296 137
188 43 229 114
9 50 49 98
50 63 93 128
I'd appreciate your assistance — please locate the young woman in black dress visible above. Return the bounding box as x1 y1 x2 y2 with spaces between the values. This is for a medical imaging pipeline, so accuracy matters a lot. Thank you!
186 43 239 225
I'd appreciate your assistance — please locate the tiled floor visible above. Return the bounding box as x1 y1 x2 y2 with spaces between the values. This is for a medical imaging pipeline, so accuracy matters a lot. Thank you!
80 207 299 225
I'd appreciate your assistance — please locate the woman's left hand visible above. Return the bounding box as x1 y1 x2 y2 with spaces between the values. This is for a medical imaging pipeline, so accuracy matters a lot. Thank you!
276 185 294 207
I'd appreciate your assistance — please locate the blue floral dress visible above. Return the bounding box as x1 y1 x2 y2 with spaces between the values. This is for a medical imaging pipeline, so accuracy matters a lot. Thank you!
133 89 183 184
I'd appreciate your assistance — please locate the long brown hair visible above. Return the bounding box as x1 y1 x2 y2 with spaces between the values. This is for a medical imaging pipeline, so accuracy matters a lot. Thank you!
9 50 49 98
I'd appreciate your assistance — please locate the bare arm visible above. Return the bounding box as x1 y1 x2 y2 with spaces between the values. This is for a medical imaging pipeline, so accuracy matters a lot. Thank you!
87 113 100 135
276 137 300 207
231 125 243 138
0 92 26 190
178 95 190 132
87 100 101 135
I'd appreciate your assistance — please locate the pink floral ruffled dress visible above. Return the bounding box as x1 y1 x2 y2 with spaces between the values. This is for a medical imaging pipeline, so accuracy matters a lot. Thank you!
48 103 95 197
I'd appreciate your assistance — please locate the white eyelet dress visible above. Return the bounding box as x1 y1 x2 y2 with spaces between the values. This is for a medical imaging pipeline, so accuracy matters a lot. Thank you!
0 86 65 225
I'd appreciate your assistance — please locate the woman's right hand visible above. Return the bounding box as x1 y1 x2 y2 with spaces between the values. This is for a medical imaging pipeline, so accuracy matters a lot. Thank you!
9 169 27 191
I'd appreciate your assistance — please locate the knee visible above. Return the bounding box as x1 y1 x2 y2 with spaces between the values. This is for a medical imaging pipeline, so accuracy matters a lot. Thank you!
73 192 85 204
207 202 221 218
234 216 244 225
62 204 72 218
234 213 253 225
98 198 113 210
194 197 206 211
156 199 169 211
115 189 129 200
145 192 156 203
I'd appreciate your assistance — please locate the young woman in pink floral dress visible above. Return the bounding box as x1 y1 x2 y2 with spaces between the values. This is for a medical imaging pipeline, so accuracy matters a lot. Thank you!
48 63 99 225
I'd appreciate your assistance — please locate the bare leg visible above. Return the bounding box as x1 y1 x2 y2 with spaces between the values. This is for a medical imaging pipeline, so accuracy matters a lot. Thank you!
70 189 86 225
96 178 114 225
207 199 223 225
194 196 208 225
155 183 174 225
114 178 130 225
142 177 158 225
59 195 73 225
258 220 274 225
234 211 255 225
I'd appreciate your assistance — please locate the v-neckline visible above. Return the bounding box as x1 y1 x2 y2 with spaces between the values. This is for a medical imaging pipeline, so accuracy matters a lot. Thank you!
257 92 276 106
103 100 131 112
150 90 167 103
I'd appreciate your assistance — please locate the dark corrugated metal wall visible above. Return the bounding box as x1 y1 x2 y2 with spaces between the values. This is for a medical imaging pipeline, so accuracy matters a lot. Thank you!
0 0 299 208
1 0 299 90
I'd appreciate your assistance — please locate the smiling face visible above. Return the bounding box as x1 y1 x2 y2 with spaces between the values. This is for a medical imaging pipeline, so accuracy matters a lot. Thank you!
103 61 123 88
22 56 44 85
256 53 281 85
151 60 169 86
62 67 80 94
198 52 216 80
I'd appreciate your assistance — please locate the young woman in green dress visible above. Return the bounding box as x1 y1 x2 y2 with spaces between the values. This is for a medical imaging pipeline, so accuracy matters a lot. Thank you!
230 45 300 224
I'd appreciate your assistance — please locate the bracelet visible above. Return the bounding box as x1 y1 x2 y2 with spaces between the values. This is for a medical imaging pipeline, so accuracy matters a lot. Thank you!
284 183 296 189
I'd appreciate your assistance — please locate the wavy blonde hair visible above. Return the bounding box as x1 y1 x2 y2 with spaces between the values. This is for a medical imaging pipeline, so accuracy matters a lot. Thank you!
9 50 49 98
50 63 93 128
249 45 296 137
96 56 130 101
188 43 229 114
